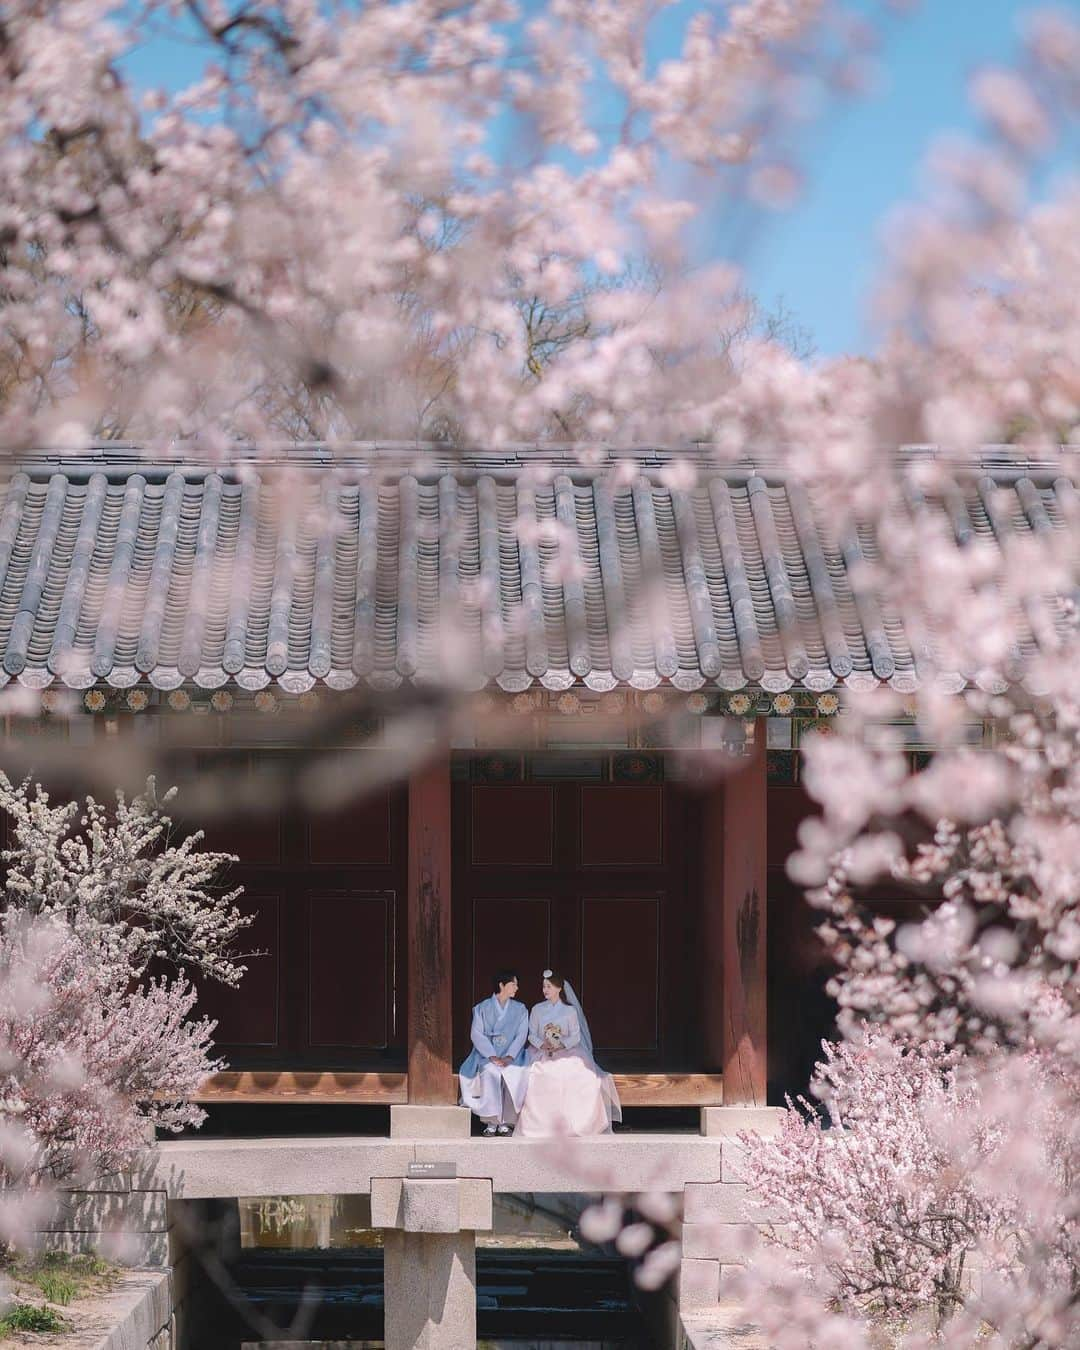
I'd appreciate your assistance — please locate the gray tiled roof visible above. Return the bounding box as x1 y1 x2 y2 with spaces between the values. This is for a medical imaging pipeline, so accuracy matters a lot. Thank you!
0 450 1075 696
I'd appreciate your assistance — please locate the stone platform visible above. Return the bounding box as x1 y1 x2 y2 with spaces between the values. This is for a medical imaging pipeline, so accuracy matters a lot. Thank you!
57 1109 781 1349
151 1132 727 1200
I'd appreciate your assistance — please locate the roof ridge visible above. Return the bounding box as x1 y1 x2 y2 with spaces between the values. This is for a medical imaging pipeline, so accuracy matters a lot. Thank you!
6 441 1079 481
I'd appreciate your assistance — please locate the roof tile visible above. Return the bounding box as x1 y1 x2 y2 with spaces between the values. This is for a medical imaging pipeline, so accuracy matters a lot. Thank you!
0 457 1072 695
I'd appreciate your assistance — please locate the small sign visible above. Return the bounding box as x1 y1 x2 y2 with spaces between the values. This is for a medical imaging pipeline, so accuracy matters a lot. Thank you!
405 1155 456 1177
407 1160 457 1179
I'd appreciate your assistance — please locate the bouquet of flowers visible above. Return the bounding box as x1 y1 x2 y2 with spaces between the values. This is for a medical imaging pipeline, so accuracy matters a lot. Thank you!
543 1022 564 1052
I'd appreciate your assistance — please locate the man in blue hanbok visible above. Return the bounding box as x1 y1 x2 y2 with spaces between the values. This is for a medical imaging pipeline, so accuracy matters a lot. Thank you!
458 970 530 1136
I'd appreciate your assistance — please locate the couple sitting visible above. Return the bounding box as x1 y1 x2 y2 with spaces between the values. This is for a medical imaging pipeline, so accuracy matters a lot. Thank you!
459 968 622 1137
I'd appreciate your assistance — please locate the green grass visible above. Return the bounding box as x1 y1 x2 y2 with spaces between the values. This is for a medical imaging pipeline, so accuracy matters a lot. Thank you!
31 1270 79 1306
26 1252 112 1306
0 1250 119 1338
0 1302 71 1334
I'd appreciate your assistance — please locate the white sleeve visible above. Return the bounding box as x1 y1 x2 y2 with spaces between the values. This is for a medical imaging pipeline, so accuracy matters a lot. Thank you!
561 1007 581 1050
528 1005 546 1050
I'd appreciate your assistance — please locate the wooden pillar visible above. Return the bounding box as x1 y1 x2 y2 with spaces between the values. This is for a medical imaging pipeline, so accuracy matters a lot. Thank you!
703 725 767 1105
723 728 767 1104
407 753 454 1104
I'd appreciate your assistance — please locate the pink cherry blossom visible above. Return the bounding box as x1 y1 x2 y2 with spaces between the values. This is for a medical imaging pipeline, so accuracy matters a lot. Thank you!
0 777 246 1246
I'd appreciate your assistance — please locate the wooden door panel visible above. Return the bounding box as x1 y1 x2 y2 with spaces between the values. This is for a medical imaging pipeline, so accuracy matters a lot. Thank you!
306 790 392 866
470 897 551 1009
306 893 391 1049
454 767 691 1071
580 785 664 867
189 799 283 866
199 891 281 1048
190 757 283 865
581 897 661 1052
767 785 813 870
470 785 554 866
163 753 408 1070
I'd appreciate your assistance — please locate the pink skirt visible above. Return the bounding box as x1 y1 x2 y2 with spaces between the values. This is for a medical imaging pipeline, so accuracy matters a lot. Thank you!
515 1049 616 1138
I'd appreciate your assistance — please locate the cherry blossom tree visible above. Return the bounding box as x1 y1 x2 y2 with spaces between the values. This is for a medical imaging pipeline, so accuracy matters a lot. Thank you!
738 1037 1079 1347
0 0 879 450
745 682 1080 1345
0 773 249 987
0 777 247 1249
742 1034 1014 1330
0 912 219 1249
717 9 1080 1341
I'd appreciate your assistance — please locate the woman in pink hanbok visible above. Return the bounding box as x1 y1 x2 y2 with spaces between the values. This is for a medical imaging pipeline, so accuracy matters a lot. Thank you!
514 970 621 1138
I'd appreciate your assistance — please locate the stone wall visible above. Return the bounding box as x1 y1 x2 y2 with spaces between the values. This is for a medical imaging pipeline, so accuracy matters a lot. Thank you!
96 1270 176 1350
676 1108 784 1340
37 1172 196 1348
40 1183 173 1267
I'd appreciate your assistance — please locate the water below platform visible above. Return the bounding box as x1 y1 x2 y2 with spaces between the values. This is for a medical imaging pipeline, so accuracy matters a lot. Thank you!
212 1248 655 1347
207 1195 658 1347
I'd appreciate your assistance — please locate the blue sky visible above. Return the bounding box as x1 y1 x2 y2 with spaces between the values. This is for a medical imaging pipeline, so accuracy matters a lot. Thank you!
120 1 1050 358
737 0 1053 356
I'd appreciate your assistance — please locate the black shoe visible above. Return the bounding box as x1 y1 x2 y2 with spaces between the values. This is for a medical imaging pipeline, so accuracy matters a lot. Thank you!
496 1124 513 1136
482 1123 498 1136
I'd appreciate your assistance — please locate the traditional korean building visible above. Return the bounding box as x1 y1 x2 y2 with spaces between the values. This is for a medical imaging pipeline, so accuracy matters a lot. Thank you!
1 445 1073 1345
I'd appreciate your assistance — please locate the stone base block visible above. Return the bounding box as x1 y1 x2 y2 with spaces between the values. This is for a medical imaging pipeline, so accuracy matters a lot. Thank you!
684 1182 748 1223
384 1229 476 1350
700 1107 783 1137
404 1179 460 1235
721 1138 749 1183
684 1181 782 1225
678 1257 721 1312
372 1177 493 1232
681 1220 760 1262
390 1104 471 1139
681 1303 768 1348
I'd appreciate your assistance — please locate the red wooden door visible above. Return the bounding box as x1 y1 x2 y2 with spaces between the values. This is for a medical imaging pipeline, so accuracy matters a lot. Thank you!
186 751 408 1069
452 754 699 1072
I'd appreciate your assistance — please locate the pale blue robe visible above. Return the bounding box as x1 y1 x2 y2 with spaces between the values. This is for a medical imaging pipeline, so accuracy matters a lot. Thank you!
458 995 530 1122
